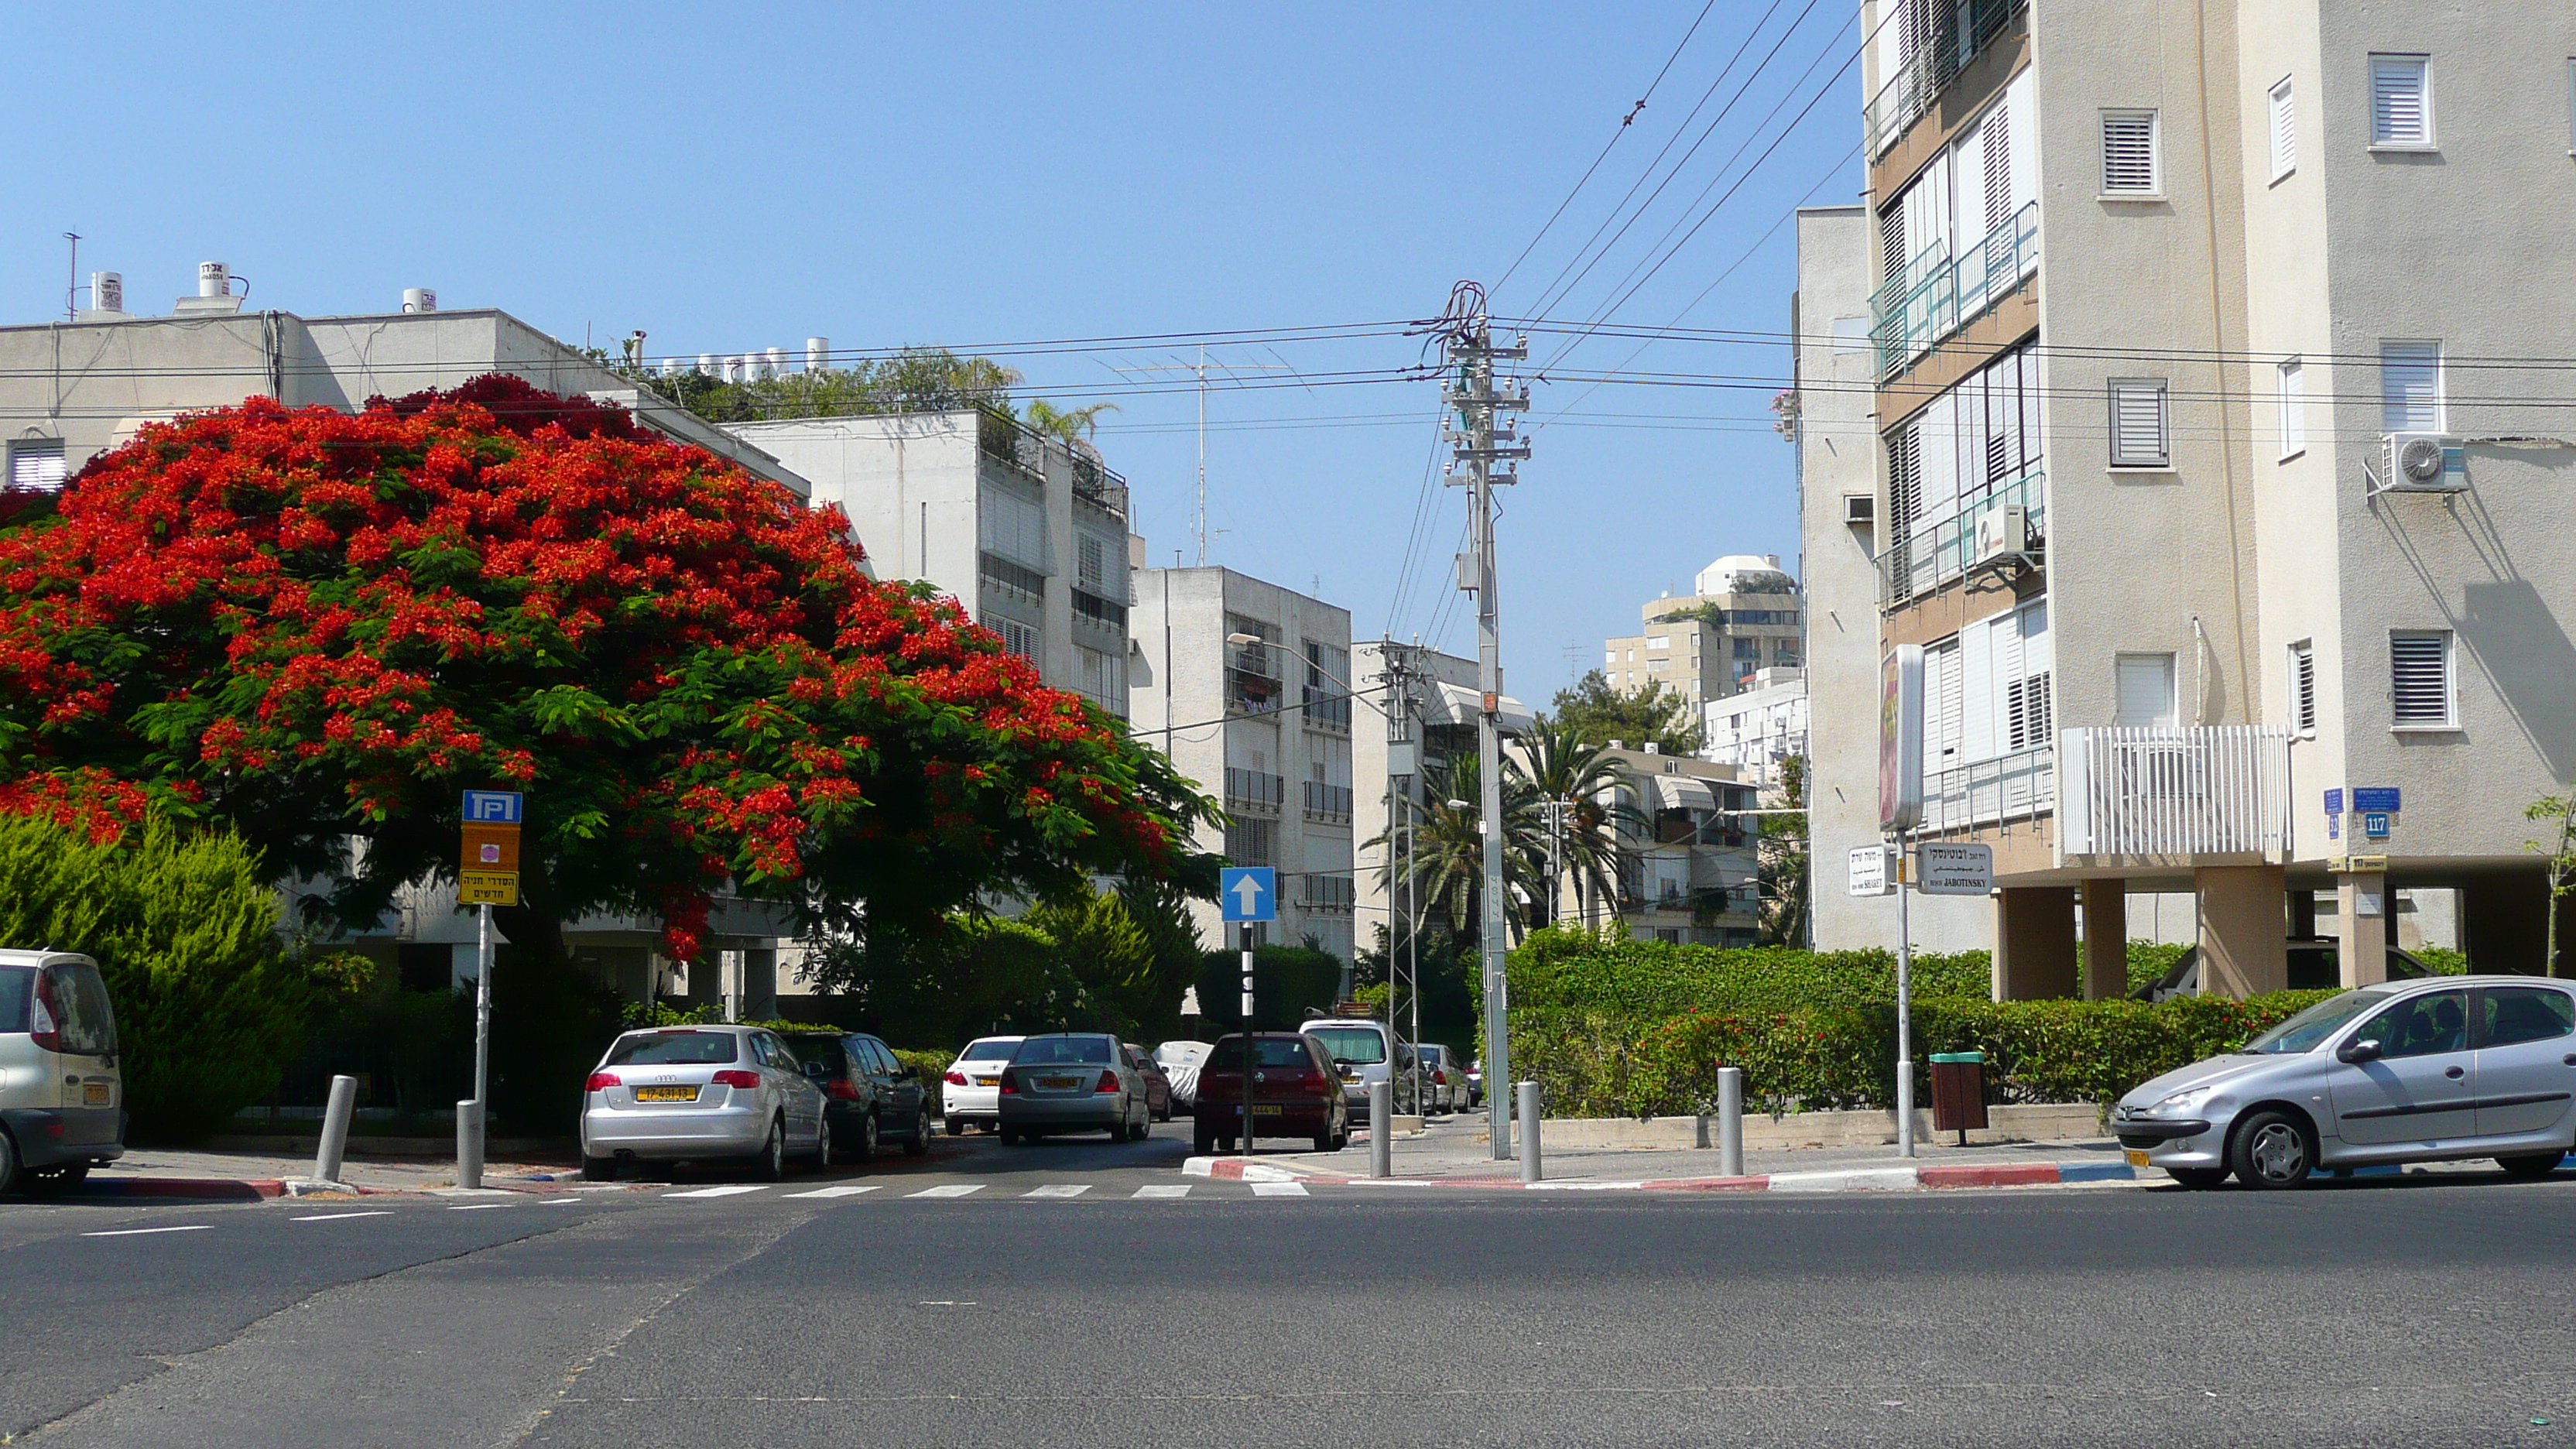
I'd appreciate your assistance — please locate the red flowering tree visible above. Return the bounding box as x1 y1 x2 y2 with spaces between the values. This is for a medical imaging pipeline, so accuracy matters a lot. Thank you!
0 376 1217 966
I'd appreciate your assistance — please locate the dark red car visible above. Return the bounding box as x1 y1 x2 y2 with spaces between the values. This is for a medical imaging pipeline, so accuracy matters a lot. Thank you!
1194 1032 1350 1155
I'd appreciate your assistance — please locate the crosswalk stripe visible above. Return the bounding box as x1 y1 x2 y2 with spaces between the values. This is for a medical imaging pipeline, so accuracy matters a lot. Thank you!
665 1184 772 1199
448 1203 516 1211
784 1185 884 1199
291 1211 393 1222
906 1184 985 1199
1250 1181 1310 1197
1132 1184 1191 1199
83 1225 213 1238
1024 1184 1089 1198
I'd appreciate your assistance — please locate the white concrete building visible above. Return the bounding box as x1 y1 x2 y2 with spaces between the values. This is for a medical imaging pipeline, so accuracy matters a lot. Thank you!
1590 746 1764 948
1130 569 1356 962
1701 666 1811 793
730 411 1136 718
1826 0 2576 995
1603 556 1805 708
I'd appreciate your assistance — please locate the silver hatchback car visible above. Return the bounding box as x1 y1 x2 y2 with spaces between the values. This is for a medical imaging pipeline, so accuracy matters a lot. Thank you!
2115 975 2576 1189
581 1025 829 1181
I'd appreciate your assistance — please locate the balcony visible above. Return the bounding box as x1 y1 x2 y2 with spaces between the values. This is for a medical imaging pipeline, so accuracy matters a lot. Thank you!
1872 200 2038 382
1070 587 1127 633
1300 684 1351 733
1865 0 2026 158
1225 768 1285 815
1302 779 1354 825
1920 742 2055 835
1876 465 2043 608
975 406 1131 525
978 551 1046 609
2058 728 2292 859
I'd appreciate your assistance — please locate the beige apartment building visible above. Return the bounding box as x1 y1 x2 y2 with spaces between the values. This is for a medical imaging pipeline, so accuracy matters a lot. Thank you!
1602 556 1805 708
1806 0 2576 995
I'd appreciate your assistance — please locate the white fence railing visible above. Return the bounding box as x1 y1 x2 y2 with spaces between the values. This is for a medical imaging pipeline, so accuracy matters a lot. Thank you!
1921 743 2054 834
2057 727 2291 858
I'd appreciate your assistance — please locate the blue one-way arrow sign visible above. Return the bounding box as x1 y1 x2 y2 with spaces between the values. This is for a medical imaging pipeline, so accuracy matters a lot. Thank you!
1219 866 1277 923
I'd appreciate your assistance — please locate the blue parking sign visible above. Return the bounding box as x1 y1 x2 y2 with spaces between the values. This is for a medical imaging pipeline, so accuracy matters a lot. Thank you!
1219 866 1277 923
462 790 523 824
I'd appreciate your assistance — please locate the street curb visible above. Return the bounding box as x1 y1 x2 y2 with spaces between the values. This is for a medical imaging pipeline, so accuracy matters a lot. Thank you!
1183 1156 2143 1194
81 1177 288 1201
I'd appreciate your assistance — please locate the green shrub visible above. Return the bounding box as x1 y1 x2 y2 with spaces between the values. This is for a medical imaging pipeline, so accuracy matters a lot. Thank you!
1508 926 1992 1016
0 814 372 1142
2413 947 2468 975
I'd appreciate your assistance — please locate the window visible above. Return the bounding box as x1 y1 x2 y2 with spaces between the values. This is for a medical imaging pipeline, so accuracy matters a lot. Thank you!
2486 987 2576 1048
2108 379 2170 468
2369 55 2430 146
2100 110 2160 194
7 438 65 492
2115 653 2178 728
2380 341 2443 432
2350 989 2468 1060
1605 651 1618 666
1733 638 1761 659
1223 817 1277 865
2276 359 2306 458
2568 59 2575 153
2290 640 2317 734
985 615 1039 662
1647 635 1670 651
2268 77 2297 180
2389 630 2454 728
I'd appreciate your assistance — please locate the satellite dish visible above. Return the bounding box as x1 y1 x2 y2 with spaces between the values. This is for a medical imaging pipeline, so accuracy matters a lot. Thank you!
2399 437 2445 482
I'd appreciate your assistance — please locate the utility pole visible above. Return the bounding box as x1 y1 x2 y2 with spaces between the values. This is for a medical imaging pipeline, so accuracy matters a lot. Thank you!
1438 282 1529 1162
1379 641 1424 1114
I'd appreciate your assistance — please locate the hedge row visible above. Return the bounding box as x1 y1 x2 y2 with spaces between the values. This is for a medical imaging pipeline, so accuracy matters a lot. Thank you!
1508 929 1995 1016
1512 992 2337 1120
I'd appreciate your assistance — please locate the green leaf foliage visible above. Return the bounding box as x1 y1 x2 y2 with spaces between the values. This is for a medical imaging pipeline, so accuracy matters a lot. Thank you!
0 813 372 1141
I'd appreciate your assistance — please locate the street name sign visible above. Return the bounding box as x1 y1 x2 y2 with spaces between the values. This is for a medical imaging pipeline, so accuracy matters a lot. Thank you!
1219 866 1277 923
1848 845 1894 897
1915 843 1995 896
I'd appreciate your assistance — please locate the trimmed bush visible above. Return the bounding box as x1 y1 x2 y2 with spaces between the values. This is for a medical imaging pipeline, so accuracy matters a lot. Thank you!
1508 927 1992 1018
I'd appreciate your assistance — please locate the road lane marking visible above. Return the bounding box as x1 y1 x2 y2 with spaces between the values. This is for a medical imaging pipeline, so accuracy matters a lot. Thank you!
1024 1184 1089 1197
291 1211 395 1222
1132 1184 1191 1199
1250 1181 1310 1197
84 1225 214 1237
537 1196 584 1205
784 1185 884 1199
448 1203 516 1211
906 1184 984 1199
665 1185 773 1199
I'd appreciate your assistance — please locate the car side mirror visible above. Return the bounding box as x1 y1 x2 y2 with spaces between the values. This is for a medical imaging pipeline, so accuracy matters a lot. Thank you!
2338 1038 2384 1065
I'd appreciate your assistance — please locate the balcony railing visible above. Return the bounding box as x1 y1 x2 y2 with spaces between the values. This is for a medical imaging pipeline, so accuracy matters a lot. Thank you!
1920 742 2055 835
2058 728 2292 858
1301 685 1352 733
1302 779 1354 824
1864 0 2026 158
1070 587 1127 633
1876 465 2043 608
978 551 1046 608
975 406 1130 524
1872 201 2039 382
1225 768 1285 815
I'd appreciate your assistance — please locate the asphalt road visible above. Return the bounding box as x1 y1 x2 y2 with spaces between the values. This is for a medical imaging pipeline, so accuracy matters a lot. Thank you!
6 1136 2574 1448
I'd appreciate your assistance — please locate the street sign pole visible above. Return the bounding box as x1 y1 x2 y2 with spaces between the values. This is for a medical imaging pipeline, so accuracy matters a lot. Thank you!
456 788 524 1192
1218 866 1276 1160
1241 923 1255 1160
462 900 493 1189
1894 835 1913 1160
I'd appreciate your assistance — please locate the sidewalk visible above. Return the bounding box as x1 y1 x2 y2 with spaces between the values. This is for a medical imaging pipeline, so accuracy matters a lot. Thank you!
84 1144 579 1198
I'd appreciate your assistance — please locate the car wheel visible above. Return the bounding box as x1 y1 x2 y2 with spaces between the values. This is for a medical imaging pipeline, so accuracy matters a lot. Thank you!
944 1115 964 1137
2497 1152 2567 1180
805 1119 832 1171
2228 1110 2313 1189
581 1155 618 1182
750 1120 786 1183
903 1112 930 1157
25 1162 87 1195
1312 1128 1338 1153
0 1131 19 1196
2165 1166 2228 1190
1194 1129 1216 1156
999 1129 1021 1146
850 1111 879 1163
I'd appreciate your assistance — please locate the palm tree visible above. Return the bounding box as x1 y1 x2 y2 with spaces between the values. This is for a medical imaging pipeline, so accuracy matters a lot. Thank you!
1367 753 1546 948
1509 719 1646 931
1024 399 1121 454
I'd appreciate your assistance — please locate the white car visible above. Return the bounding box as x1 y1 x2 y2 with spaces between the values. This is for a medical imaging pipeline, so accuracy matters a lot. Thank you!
941 1035 1025 1135
1299 1019 1418 1122
581 1024 829 1181
1155 1040 1211 1112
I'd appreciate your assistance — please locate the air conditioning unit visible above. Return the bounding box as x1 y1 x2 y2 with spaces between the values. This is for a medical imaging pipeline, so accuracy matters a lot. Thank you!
2379 433 2466 492
1842 493 1875 525
1972 503 2028 569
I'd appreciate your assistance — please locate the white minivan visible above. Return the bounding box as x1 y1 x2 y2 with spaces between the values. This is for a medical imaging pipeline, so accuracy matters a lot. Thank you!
1299 1018 1418 1122
0 951 125 1193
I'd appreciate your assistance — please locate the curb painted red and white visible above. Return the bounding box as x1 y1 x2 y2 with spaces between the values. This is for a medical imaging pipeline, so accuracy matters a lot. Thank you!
1183 1156 2145 1193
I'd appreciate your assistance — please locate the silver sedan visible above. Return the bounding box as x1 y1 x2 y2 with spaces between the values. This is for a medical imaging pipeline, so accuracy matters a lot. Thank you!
2114 975 2576 1189
998 1033 1152 1144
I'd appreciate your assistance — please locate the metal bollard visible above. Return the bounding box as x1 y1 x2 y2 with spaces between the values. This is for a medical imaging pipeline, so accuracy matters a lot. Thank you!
1716 1065 1745 1179
456 1098 483 1190
1517 1080 1542 1184
1368 1078 1392 1179
313 1074 357 1185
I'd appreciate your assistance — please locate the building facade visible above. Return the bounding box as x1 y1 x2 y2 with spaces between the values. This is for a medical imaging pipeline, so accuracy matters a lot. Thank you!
1574 746 1764 948
1602 555 1805 707
1702 666 1811 794
1840 0 2576 995
731 410 1136 718
1129 569 1357 963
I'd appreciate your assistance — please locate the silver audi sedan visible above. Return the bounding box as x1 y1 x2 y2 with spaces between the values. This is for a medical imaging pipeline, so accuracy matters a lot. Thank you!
581 1024 830 1180
2113 975 2576 1189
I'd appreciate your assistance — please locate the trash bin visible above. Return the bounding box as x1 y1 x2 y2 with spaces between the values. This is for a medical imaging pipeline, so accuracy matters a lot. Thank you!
1928 1050 1989 1145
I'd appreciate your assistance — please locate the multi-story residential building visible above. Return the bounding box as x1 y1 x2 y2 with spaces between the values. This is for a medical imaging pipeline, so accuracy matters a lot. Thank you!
1129 569 1356 962
731 409 1136 718
1588 745 1763 947
1348 642 1540 955
1602 556 1804 707
1701 666 1811 793
1823 0 2576 996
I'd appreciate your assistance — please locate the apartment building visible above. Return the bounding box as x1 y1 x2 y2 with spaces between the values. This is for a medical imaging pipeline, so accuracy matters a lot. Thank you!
1129 569 1357 962
1702 666 1811 794
1564 746 1763 947
1814 0 2576 995
731 410 1136 718
1602 556 1805 707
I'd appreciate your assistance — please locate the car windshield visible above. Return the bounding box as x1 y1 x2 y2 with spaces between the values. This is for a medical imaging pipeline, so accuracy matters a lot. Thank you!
1207 1038 1315 1068
1013 1036 1113 1065
959 1038 1020 1061
1306 1027 1386 1064
2242 989 2393 1054
605 1030 740 1066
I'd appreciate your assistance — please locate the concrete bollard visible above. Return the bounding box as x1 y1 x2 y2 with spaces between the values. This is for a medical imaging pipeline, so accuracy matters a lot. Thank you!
456 1098 483 1190
1716 1065 1745 1179
1368 1078 1392 1179
313 1074 358 1185
1517 1080 1542 1184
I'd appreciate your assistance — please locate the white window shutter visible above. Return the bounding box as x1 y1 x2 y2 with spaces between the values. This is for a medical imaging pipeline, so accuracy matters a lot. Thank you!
1982 102 2012 233
2290 641 2317 733
2389 632 2451 725
2277 359 2305 457
2372 56 2430 145
2101 111 2158 193
2379 341 2443 432
2269 78 2297 178
8 440 65 492
2116 654 2177 728
2108 379 2170 467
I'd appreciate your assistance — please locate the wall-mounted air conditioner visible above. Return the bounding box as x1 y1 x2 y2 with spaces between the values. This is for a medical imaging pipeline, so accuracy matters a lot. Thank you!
1842 493 1875 525
1972 503 2029 570
2378 433 2465 493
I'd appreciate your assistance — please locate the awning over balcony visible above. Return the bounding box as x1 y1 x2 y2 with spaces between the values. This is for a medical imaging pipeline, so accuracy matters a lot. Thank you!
1427 681 1535 735
1651 776 1718 813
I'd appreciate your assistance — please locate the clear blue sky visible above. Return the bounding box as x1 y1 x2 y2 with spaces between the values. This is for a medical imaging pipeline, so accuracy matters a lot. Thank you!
2 2 1862 700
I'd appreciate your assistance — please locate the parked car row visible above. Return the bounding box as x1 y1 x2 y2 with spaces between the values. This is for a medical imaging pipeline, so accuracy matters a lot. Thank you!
579 1024 931 1181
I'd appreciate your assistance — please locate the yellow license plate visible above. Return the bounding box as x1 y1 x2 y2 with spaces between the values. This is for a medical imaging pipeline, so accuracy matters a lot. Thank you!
1339 1070 1359 1081
975 1076 999 1086
2124 1149 2150 1168
635 1085 699 1103
83 1083 109 1106
1252 1105 1283 1115
1040 1076 1079 1090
